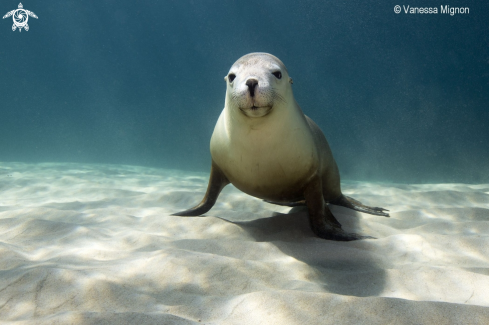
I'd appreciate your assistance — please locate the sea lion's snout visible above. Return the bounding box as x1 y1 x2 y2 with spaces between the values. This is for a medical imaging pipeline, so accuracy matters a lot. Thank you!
245 78 259 97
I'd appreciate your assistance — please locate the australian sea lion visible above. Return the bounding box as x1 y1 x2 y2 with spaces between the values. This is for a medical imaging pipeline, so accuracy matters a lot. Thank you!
173 53 388 241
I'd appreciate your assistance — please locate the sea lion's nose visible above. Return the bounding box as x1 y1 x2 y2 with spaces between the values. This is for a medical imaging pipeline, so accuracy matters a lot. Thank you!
245 78 258 97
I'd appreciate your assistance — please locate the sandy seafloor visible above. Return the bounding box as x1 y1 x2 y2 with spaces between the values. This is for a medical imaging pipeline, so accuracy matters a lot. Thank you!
0 162 489 324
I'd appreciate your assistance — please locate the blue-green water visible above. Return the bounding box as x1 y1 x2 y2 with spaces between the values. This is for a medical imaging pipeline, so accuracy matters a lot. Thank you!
1 0 488 183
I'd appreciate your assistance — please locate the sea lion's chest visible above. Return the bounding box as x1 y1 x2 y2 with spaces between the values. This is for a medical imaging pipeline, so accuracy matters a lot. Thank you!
210 110 318 200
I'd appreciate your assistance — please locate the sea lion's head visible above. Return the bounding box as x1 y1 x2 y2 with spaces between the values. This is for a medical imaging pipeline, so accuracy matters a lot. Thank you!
224 53 294 118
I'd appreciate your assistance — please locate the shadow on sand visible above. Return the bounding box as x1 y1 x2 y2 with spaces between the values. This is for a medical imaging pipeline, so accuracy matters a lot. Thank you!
220 205 387 297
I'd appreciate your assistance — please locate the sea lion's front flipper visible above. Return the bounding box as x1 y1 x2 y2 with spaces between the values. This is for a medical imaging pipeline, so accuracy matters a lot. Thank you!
172 162 229 217
304 174 374 241
331 195 390 217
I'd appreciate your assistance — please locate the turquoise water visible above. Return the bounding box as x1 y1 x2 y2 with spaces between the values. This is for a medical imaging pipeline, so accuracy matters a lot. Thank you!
1 0 488 183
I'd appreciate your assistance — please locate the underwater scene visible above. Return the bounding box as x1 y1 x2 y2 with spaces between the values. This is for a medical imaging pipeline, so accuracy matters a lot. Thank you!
1 0 488 324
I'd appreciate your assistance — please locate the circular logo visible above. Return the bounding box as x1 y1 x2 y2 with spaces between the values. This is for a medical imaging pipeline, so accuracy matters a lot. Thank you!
394 5 401 14
13 9 28 27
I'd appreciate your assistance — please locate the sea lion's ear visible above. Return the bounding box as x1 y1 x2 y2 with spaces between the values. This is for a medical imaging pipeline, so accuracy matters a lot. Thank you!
224 76 228 82
289 77 293 84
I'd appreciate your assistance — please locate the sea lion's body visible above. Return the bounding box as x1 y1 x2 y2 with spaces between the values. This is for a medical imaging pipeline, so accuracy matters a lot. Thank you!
212 110 339 203
173 53 388 241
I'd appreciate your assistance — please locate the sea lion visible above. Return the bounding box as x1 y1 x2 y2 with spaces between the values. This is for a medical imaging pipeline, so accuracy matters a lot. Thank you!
173 53 389 241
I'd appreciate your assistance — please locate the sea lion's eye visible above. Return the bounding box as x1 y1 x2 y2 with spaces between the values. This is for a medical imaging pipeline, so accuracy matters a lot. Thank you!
272 71 282 79
228 73 236 82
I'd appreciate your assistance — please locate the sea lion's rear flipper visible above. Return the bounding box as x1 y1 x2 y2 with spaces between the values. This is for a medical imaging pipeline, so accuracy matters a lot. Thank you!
172 162 229 217
304 175 374 241
263 199 306 207
331 195 390 217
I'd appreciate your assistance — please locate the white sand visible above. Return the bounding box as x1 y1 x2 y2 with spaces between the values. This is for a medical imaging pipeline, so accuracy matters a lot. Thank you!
1 162 489 324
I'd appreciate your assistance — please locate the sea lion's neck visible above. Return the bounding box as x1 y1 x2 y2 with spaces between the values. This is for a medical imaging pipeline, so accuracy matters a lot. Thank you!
225 106 288 138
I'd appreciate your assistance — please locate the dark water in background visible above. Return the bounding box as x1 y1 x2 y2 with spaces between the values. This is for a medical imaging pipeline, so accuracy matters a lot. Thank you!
0 0 488 183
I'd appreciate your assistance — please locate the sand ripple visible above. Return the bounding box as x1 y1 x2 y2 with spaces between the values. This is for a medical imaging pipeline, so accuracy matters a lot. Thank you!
1 162 488 324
